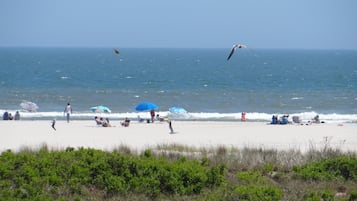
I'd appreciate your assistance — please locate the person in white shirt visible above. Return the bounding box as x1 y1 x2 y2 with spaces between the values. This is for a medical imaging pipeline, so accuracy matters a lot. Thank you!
64 102 72 123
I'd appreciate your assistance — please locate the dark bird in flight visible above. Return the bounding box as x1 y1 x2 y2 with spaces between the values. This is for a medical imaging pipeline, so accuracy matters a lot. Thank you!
113 48 120 55
227 44 247 60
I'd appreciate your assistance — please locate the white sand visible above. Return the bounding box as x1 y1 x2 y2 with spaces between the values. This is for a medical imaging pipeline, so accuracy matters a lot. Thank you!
0 120 356 153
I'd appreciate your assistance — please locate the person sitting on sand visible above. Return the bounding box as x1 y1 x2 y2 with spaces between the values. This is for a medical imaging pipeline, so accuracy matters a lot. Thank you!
95 116 102 125
313 115 320 123
8 113 13 120
121 117 130 127
280 115 288 124
14 111 20 120
271 115 278 124
137 115 144 122
156 114 165 122
3 111 9 120
102 118 111 127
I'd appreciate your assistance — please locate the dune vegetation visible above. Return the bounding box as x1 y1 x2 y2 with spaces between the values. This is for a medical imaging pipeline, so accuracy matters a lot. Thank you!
0 143 356 201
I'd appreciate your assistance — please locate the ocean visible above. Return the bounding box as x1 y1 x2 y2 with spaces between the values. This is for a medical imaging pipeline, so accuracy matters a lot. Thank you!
0 47 356 122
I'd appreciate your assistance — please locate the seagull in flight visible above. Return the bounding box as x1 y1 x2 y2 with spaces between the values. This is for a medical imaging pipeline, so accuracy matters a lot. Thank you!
113 48 120 55
227 44 247 61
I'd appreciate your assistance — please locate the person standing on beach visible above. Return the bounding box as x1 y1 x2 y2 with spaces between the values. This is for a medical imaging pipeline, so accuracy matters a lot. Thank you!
168 120 174 134
64 102 72 123
150 109 155 123
241 112 246 121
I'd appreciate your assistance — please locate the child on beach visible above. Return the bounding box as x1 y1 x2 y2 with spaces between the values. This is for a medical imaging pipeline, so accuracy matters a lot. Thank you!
51 119 56 131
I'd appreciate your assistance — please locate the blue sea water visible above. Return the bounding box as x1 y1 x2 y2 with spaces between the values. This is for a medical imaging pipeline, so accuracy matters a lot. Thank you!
0 47 356 122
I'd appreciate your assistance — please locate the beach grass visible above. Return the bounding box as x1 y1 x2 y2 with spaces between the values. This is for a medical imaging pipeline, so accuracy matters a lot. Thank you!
1 143 356 201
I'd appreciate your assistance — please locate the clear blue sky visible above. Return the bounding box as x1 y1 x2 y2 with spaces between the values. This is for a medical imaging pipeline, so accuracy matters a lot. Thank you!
1 0 357 49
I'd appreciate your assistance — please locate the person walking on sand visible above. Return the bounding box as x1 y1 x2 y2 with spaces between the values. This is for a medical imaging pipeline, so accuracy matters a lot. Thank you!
168 120 174 134
64 102 72 123
51 119 56 131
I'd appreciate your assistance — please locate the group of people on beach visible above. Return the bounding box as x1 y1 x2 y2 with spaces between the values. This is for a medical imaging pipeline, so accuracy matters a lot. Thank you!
2 111 20 121
271 114 322 125
271 114 289 124
95 116 112 127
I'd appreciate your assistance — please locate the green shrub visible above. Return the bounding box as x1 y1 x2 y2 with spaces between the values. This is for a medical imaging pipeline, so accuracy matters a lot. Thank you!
237 171 266 185
293 156 357 181
350 191 357 201
303 192 321 201
233 170 282 201
0 148 226 199
234 185 282 201
302 190 334 201
321 190 334 201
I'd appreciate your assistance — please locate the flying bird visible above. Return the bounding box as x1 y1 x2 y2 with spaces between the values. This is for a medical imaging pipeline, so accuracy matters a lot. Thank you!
227 44 247 61
113 48 120 55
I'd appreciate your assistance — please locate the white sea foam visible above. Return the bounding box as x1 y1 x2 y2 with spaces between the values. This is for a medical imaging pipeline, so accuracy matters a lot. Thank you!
1 110 356 123
291 97 304 100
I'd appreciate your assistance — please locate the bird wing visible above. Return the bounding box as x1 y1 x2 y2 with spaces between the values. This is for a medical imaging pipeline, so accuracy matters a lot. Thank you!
227 47 236 60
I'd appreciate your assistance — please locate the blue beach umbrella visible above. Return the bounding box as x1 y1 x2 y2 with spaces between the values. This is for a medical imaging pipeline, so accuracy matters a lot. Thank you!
169 106 187 114
135 102 158 111
90 105 111 113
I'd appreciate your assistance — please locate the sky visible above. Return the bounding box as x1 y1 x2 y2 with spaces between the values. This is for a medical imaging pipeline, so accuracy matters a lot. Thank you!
1 0 357 49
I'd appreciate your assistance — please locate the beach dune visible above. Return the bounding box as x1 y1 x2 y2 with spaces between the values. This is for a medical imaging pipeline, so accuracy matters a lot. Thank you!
0 120 356 153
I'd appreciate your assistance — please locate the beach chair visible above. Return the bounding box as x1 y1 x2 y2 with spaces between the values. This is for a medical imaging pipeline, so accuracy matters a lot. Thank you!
292 116 301 124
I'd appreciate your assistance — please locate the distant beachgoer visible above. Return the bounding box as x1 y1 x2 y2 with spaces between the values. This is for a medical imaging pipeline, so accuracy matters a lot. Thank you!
168 120 174 134
102 118 111 127
2 111 9 120
14 111 20 120
121 117 130 127
95 116 102 125
313 115 320 123
8 113 13 120
51 119 56 131
156 114 165 122
150 109 155 123
64 102 72 123
137 115 144 122
281 115 288 124
241 112 246 121
271 115 278 124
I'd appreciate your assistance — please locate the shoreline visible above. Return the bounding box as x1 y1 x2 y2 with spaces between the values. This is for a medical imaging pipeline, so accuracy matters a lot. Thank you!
1 120 356 153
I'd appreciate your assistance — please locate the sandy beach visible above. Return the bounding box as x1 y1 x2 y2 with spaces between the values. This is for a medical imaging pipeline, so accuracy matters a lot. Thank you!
1 120 356 153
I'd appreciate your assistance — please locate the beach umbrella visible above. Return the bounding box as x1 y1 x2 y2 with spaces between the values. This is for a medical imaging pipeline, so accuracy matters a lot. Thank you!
20 101 39 112
135 102 158 111
90 105 111 113
169 106 187 114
